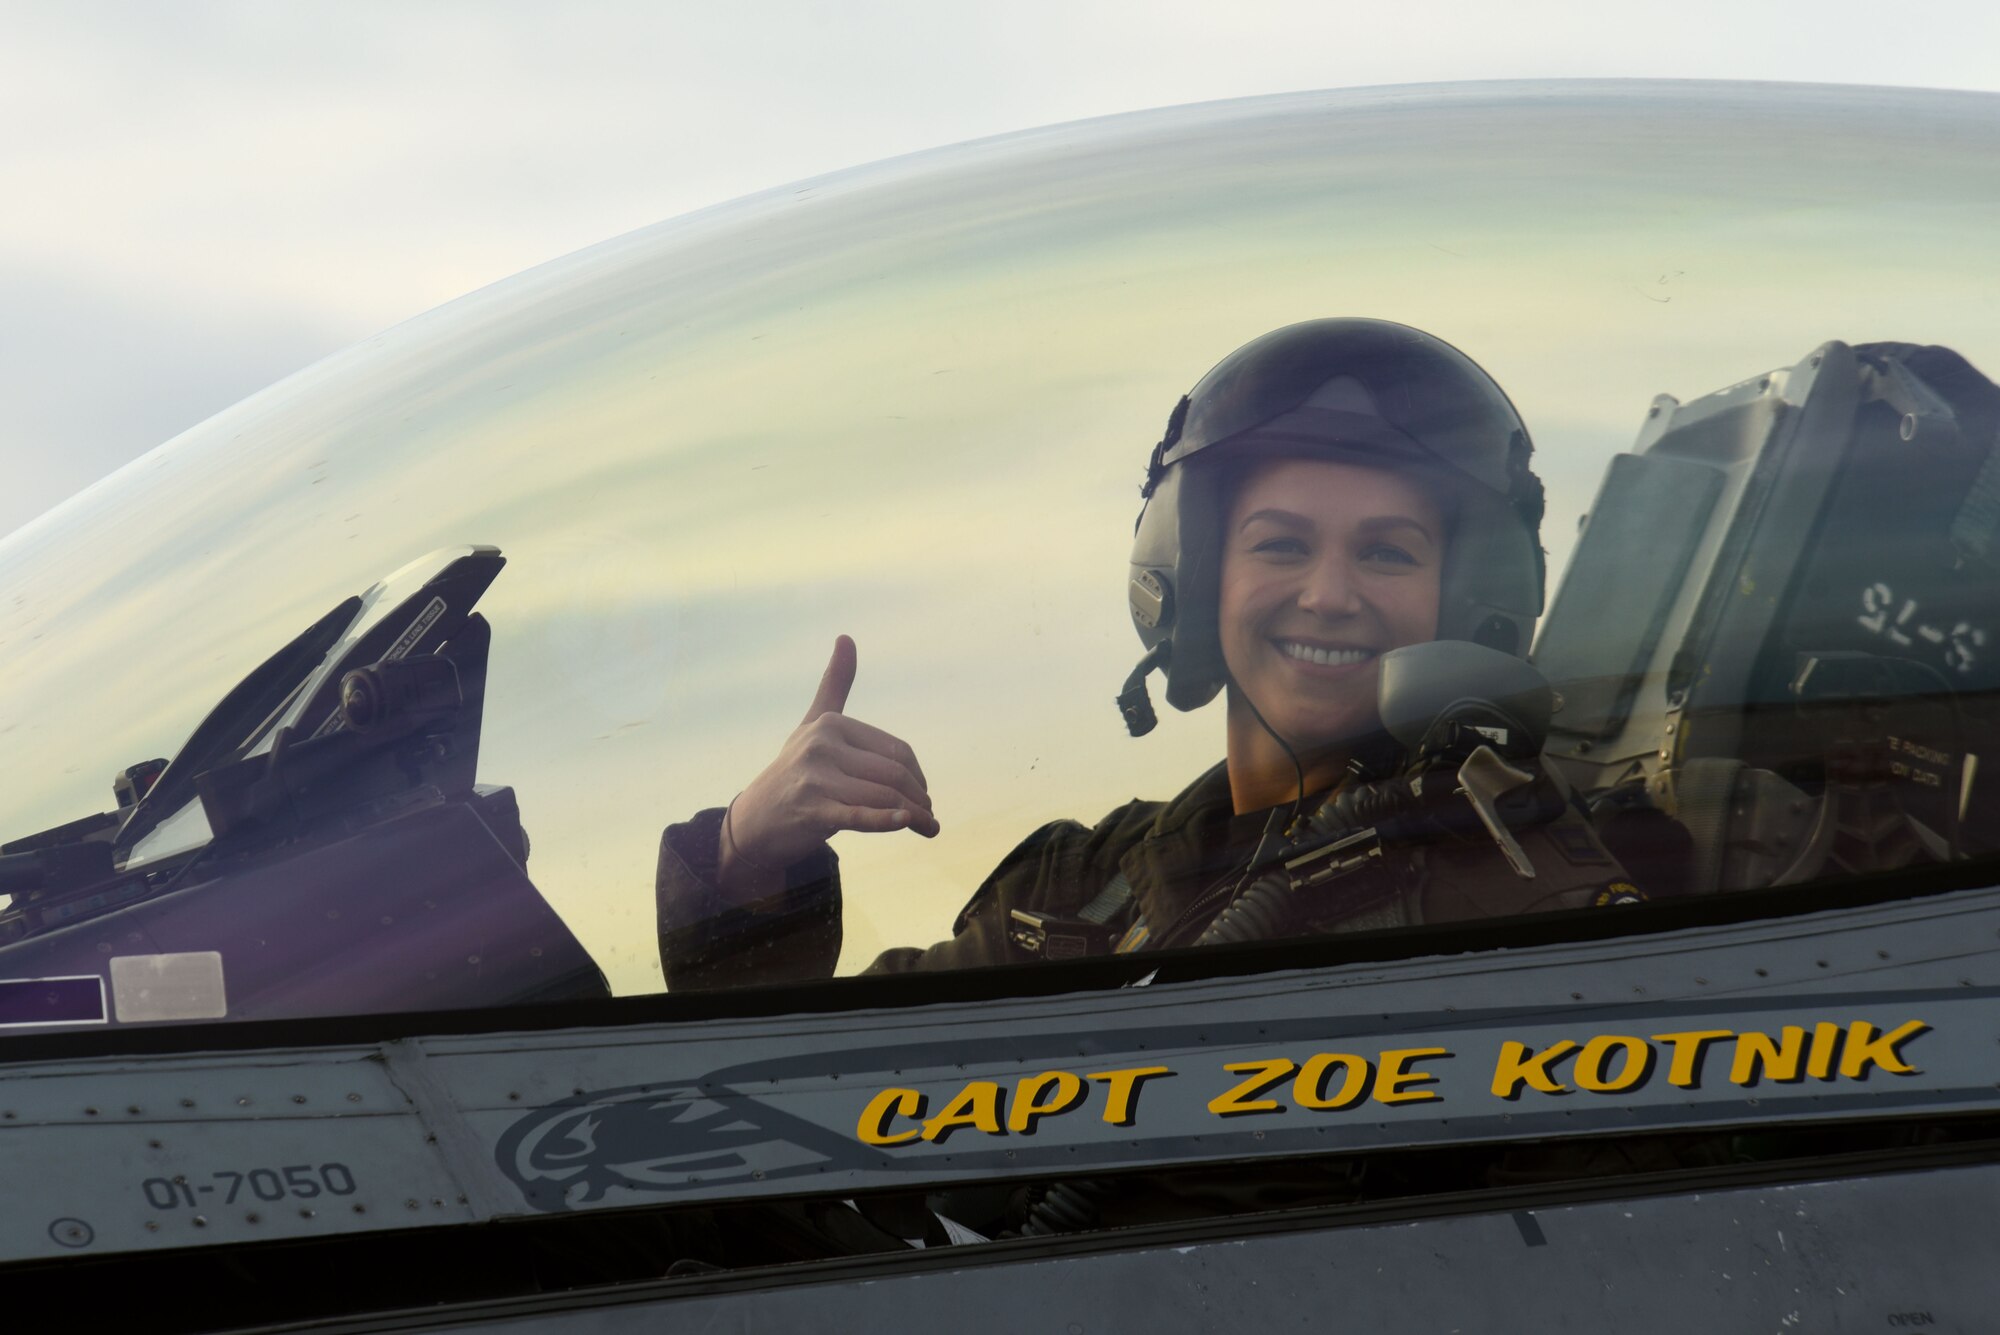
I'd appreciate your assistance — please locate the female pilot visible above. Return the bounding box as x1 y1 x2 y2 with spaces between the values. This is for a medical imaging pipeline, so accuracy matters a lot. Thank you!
657 319 1632 988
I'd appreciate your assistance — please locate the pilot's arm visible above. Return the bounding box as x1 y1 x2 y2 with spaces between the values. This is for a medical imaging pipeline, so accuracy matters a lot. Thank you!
656 810 1108 986
655 636 937 990
656 809 843 988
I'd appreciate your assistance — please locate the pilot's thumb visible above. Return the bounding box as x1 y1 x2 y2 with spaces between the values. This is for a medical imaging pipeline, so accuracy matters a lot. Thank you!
803 634 858 723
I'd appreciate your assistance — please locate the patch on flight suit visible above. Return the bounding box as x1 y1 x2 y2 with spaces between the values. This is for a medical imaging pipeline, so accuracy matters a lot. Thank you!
1547 822 1613 867
1591 882 1648 907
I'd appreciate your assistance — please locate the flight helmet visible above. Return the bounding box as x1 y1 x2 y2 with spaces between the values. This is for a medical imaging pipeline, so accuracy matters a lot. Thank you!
1119 318 1546 735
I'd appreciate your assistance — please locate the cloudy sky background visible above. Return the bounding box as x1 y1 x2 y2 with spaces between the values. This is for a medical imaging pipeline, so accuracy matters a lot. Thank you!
5 0 2000 539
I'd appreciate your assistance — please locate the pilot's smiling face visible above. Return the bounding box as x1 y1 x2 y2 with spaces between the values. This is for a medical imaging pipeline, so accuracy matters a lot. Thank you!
1219 457 1445 753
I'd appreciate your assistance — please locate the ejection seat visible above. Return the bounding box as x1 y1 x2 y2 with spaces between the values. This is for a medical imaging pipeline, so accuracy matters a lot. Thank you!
1537 340 1999 899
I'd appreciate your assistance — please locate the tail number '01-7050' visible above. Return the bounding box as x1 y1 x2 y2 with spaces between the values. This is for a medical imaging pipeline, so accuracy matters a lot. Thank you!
141 1163 356 1210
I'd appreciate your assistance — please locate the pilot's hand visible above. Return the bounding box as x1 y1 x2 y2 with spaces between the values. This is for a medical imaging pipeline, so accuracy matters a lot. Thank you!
719 635 938 894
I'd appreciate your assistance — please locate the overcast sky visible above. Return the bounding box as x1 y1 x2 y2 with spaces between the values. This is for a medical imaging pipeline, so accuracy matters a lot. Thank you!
4 0 1998 540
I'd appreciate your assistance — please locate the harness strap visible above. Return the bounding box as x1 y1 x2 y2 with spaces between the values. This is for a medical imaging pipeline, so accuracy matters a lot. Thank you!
1076 871 1134 924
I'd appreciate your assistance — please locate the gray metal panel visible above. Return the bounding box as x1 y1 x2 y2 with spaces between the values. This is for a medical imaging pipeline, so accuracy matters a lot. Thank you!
5 882 2000 1264
411 1161 2000 1334
0 1043 471 1258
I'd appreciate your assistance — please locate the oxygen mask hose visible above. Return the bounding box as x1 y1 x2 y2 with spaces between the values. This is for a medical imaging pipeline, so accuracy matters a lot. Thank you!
1192 773 1423 948
1015 1178 1114 1238
1192 866 1293 946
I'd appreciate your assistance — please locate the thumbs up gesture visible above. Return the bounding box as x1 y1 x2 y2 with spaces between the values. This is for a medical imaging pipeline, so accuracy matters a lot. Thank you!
719 635 939 892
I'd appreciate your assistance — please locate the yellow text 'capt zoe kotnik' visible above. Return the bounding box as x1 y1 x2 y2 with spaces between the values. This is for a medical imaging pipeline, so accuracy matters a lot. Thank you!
854 1020 1929 1145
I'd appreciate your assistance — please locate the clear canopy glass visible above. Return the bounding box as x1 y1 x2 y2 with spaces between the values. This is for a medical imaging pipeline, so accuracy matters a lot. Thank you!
1 81 1995 1029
